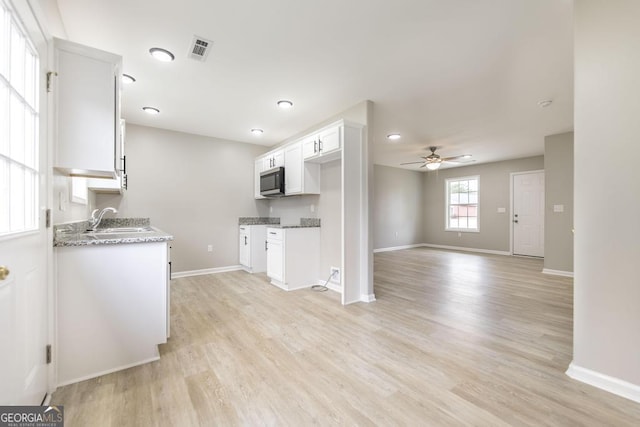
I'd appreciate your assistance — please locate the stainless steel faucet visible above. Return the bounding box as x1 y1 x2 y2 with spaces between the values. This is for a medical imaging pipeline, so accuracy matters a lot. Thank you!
88 207 118 231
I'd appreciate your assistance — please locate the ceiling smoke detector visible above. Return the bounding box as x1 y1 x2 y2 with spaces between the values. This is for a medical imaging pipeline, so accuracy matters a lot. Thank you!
188 36 213 62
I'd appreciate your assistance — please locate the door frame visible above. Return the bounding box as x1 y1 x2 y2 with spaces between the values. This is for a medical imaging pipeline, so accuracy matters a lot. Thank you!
509 170 545 256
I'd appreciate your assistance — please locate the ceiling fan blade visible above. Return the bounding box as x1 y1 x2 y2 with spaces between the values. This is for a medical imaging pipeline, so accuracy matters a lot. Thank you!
400 161 427 165
419 163 427 168
441 155 472 162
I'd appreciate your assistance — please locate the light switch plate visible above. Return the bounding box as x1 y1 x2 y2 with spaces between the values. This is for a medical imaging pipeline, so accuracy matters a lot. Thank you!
497 207 506 213
553 204 564 213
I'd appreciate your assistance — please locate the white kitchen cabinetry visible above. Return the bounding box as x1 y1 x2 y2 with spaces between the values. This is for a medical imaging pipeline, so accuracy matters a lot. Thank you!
88 119 127 193
56 241 168 386
262 150 284 171
266 227 320 291
254 159 266 199
239 225 268 273
302 124 341 162
284 142 320 195
54 38 122 178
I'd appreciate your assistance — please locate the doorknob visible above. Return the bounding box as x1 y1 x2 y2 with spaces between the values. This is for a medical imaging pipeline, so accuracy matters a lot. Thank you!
0 266 10 281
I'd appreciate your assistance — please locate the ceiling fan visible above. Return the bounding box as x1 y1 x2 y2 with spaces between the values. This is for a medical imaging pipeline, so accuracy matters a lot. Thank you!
401 146 472 170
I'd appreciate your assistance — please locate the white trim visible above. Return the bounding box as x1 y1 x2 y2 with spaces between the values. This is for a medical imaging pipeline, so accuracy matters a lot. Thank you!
171 265 243 279
542 268 574 278
422 243 511 256
57 355 160 388
374 243 425 253
566 362 640 403
361 293 376 303
445 175 480 233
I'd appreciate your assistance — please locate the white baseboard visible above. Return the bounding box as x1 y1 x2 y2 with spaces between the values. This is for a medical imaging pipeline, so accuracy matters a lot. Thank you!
373 244 425 253
542 268 574 278
422 243 511 256
566 362 640 403
171 265 243 279
361 293 376 303
57 355 160 388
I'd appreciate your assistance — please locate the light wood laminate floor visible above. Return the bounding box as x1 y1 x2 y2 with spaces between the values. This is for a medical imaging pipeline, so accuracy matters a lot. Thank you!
52 248 640 426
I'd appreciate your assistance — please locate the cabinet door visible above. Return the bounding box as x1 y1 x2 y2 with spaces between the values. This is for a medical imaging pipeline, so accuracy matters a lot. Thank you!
302 134 319 160
54 38 121 178
266 239 284 282
284 143 302 195
272 150 284 168
255 159 265 199
319 126 341 155
239 228 250 266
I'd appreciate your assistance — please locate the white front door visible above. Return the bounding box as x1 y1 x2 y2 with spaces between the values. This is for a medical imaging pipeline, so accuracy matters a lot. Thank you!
0 0 49 405
512 171 545 257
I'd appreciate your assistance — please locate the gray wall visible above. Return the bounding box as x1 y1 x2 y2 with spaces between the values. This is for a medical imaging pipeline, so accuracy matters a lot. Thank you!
574 1 640 387
373 165 425 250
96 124 269 273
423 156 544 252
544 132 574 272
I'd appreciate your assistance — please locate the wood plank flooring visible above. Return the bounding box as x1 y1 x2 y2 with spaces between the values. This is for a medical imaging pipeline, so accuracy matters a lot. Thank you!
51 248 640 426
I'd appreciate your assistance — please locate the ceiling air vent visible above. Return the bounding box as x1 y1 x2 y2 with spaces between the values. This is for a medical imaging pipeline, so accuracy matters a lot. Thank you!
188 36 213 62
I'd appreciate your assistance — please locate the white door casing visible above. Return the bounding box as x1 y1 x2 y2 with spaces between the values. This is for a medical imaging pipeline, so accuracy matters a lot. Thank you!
512 171 545 257
0 0 50 405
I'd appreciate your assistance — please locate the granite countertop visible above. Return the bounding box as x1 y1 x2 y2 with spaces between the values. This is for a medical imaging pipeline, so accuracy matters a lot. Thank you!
239 217 281 225
268 218 321 229
54 218 174 247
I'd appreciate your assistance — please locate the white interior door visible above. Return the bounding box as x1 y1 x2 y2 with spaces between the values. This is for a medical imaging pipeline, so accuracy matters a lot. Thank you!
0 0 49 405
513 171 545 257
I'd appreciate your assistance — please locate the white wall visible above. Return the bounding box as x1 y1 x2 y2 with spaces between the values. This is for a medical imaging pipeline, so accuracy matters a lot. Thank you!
572 0 640 393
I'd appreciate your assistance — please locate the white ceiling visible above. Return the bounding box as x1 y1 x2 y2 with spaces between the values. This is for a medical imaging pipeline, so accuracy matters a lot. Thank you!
53 0 573 170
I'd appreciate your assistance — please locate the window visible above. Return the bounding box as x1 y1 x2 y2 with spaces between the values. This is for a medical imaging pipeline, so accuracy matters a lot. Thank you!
446 176 479 232
0 0 39 235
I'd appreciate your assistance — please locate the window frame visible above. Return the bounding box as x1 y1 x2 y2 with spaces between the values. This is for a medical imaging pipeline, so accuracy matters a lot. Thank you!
445 175 480 233
0 0 40 237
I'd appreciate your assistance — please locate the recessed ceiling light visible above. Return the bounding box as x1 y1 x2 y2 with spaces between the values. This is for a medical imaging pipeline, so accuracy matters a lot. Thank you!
149 47 175 62
251 128 264 135
122 74 136 84
142 106 160 115
538 99 553 108
387 133 401 141
277 100 293 109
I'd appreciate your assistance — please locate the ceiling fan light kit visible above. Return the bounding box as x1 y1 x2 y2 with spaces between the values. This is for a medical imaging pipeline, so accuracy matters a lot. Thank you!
400 145 472 170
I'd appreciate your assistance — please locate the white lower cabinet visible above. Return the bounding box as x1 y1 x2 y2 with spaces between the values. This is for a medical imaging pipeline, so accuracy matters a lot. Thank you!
56 241 169 386
266 227 320 290
239 225 268 273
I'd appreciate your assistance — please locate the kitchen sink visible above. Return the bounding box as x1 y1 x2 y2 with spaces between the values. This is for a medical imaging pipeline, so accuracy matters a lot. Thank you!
84 226 154 235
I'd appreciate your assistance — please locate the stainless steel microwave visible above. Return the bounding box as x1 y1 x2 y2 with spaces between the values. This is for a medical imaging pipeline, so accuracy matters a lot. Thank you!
260 167 285 197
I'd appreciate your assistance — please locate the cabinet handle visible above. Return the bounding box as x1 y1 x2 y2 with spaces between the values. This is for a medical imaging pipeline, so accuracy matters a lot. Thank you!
265 240 268 251
244 236 247 245
269 231 277 235
314 141 317 153
319 139 323 152
121 155 126 174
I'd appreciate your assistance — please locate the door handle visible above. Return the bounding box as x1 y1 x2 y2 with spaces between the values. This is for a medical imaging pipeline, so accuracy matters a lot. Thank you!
0 266 10 281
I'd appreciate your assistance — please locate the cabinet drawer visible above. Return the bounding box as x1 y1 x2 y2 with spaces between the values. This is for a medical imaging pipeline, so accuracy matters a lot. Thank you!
267 228 283 241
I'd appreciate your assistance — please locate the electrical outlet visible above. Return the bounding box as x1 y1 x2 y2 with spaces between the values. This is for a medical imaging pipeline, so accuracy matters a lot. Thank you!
395 231 399 238
207 245 213 252
458 232 462 237
330 267 341 284
310 204 315 213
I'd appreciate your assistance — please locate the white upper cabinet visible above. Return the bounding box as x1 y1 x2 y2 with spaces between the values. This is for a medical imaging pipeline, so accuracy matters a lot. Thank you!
254 159 266 199
302 124 341 163
53 38 121 178
285 142 320 196
88 119 127 193
262 149 284 171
